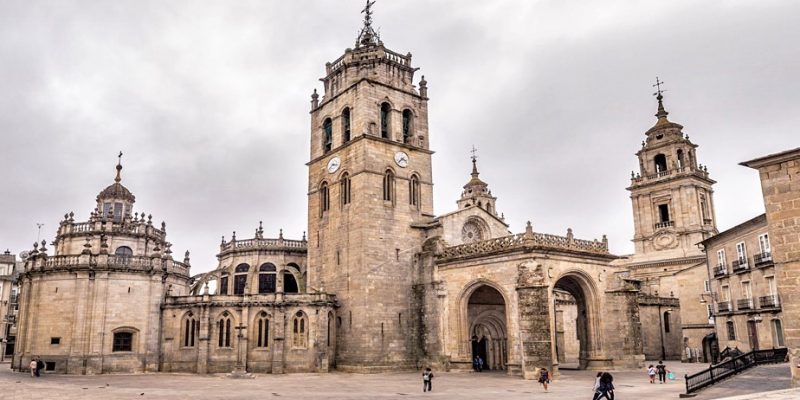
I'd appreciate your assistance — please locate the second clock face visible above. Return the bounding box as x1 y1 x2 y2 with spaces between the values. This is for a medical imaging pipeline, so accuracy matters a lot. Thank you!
327 157 341 173
394 151 409 168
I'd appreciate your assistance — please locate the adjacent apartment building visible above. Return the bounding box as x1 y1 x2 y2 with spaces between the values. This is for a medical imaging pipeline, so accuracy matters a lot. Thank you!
701 214 785 356
1 250 21 361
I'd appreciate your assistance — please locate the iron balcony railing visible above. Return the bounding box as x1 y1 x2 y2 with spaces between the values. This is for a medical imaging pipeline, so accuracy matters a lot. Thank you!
654 221 674 229
759 294 780 309
717 301 732 313
737 298 754 311
685 348 788 394
713 265 728 277
754 252 773 267
732 258 750 273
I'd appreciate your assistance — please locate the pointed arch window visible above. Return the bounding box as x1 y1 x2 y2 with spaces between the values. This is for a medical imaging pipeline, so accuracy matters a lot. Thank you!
293 311 308 348
409 174 420 207
256 312 270 348
342 108 351 143
380 103 391 139
402 109 413 144
320 181 330 215
233 263 249 295
258 263 277 294
340 173 351 206
183 312 198 347
383 170 395 202
323 118 333 153
218 313 232 348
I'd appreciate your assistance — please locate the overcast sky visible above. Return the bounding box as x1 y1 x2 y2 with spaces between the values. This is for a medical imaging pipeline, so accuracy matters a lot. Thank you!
1 0 797 273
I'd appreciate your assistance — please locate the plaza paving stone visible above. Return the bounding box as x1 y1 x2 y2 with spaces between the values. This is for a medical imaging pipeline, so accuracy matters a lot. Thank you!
0 362 792 400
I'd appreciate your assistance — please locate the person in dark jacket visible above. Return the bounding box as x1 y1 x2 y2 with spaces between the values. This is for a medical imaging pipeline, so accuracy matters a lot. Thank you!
35 358 44 377
656 360 668 383
593 372 615 400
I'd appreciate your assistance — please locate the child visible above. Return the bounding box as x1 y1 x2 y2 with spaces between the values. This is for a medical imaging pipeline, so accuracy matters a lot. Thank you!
422 367 433 392
538 367 551 392
648 364 656 383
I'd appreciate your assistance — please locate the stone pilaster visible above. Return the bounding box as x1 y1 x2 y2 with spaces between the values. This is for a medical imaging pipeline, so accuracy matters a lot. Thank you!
515 262 552 380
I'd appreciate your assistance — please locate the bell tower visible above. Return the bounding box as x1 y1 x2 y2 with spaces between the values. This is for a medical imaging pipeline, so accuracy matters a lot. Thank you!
627 81 718 259
306 1 433 370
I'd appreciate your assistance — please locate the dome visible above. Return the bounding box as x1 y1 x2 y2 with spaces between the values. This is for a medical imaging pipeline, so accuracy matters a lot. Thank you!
96 182 135 203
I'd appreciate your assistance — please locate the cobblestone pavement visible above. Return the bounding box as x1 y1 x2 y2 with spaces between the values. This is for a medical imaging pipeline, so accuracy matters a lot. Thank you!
0 362 789 400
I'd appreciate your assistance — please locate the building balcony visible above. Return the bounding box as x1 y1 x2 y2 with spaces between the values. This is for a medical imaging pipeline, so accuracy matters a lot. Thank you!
654 221 674 230
754 252 774 268
737 298 754 311
732 258 750 273
759 294 780 310
717 301 733 313
713 265 728 278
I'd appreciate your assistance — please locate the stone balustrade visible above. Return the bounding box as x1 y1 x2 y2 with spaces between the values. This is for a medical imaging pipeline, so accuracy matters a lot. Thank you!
59 220 167 241
437 230 609 262
163 292 337 307
219 237 307 254
34 254 189 276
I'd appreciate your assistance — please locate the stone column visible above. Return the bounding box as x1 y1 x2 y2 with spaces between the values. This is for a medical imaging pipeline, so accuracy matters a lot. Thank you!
742 150 800 386
515 262 552 380
603 279 645 368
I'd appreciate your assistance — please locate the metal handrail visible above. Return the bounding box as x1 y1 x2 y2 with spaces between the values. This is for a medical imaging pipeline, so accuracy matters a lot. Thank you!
684 348 788 394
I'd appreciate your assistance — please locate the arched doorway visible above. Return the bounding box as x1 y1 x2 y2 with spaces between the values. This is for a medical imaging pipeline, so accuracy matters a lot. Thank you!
467 285 508 371
553 273 598 370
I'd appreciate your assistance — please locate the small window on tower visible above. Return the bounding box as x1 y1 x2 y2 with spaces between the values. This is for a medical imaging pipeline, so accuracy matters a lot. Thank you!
323 118 333 153
342 108 351 143
380 103 391 139
402 109 413 144
654 154 668 173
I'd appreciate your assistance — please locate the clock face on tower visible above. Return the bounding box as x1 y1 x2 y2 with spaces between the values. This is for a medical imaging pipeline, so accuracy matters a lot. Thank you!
394 151 409 168
327 156 341 173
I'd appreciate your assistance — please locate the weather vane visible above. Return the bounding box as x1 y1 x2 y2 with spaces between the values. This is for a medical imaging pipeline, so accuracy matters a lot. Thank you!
653 77 666 97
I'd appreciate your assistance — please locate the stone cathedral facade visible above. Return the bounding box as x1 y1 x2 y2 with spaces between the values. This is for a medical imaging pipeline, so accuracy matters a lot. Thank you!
13 5 725 378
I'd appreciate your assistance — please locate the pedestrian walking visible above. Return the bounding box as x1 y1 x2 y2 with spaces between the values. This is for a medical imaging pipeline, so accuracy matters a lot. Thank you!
593 372 614 400
472 356 479 372
35 358 44 377
648 364 656 383
592 371 602 393
477 356 484 372
656 360 668 384
422 367 433 392
537 367 550 392
29 359 37 378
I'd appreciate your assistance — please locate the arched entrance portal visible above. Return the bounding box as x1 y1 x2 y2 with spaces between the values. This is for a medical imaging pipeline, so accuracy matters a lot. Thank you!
467 285 508 371
553 273 598 370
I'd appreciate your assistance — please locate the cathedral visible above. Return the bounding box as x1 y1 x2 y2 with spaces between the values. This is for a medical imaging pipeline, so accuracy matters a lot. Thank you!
12 3 722 379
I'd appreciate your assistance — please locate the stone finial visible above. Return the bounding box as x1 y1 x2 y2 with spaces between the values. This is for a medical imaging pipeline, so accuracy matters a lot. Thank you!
523 221 534 239
99 235 108 254
419 75 428 98
567 228 574 241
147 214 153 224
231 231 236 241
311 89 319 110
641 140 645 147
115 151 123 183
279 228 284 240
184 250 191 264
161 221 166 231
221 235 226 245
302 231 307 242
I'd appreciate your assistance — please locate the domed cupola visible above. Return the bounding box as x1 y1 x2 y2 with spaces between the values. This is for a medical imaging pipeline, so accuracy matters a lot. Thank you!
95 152 135 222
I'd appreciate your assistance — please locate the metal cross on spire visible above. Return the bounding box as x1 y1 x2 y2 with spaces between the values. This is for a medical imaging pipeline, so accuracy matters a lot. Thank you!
115 151 124 183
362 0 376 27
470 145 478 162
652 77 666 98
